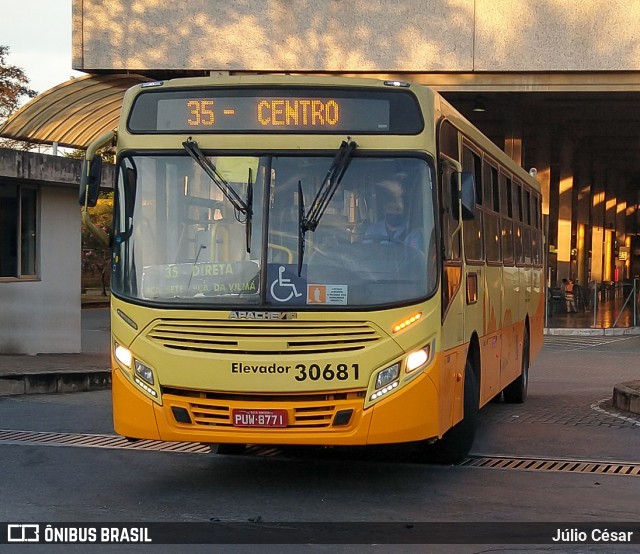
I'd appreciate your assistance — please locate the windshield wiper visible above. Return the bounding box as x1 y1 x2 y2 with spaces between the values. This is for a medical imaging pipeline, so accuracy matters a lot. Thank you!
182 139 253 252
297 139 357 275
245 167 254 253
297 179 305 276
302 139 357 233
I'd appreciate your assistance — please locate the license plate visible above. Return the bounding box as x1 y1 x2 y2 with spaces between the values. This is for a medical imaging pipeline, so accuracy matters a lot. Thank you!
232 409 288 428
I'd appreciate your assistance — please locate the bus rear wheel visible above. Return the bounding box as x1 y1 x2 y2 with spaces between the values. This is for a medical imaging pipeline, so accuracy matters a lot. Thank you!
419 358 479 465
504 329 529 404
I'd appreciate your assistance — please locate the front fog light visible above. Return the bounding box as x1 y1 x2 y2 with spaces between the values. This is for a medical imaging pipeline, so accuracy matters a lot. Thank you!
375 363 400 389
134 360 155 386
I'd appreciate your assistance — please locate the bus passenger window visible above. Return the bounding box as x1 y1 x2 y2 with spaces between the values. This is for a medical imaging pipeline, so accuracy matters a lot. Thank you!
462 146 482 206
439 120 459 161
502 219 514 264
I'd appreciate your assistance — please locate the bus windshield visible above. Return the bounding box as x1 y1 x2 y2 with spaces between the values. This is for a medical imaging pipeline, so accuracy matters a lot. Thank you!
111 153 437 308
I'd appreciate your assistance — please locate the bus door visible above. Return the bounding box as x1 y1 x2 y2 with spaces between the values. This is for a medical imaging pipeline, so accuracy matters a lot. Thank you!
439 157 465 429
460 146 485 351
440 158 464 347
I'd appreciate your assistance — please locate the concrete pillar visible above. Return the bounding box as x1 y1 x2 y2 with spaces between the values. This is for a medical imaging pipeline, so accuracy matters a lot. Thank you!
631 190 640 279
556 138 574 282
504 95 523 167
536 132 552 218
547 164 560 285
575 152 591 288
505 135 522 167
616 200 627 280
534 127 552 287
603 170 619 282
590 163 606 282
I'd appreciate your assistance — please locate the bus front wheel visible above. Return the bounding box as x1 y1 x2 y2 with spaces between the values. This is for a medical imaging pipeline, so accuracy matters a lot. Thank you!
419 358 479 465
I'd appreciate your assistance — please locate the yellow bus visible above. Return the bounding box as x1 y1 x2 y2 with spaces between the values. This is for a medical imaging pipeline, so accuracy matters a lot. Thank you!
81 75 543 463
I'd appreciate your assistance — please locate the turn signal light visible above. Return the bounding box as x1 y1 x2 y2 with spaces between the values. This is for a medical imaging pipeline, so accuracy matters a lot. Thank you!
393 312 422 333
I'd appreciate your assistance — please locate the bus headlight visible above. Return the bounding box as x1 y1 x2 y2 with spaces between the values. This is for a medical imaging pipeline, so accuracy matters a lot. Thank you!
406 343 431 373
134 360 155 386
375 363 399 389
133 359 158 398
367 363 401 403
114 343 132 369
113 342 158 399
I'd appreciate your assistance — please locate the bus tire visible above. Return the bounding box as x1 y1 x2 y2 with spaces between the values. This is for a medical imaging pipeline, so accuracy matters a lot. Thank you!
504 329 529 404
210 443 246 455
420 358 479 465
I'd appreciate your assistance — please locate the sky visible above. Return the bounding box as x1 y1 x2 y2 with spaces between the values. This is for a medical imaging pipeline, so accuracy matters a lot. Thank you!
1 0 86 102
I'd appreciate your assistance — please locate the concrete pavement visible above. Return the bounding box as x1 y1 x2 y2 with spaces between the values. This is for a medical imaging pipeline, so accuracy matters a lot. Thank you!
0 294 110 396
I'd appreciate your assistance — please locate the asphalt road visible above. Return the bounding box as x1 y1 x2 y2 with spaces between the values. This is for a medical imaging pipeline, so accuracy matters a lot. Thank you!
1 315 639 553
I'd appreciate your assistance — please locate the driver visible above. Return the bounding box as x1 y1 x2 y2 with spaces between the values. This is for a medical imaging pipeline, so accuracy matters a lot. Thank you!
364 179 424 252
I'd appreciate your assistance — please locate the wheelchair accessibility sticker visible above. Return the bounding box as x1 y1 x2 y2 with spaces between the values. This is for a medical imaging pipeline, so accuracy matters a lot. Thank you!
267 264 307 305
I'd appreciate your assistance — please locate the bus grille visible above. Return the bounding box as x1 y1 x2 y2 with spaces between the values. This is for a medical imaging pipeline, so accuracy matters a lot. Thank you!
146 319 381 354
163 388 365 429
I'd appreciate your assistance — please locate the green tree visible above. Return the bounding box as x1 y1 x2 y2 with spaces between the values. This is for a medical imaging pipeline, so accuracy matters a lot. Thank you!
0 45 37 149
65 147 115 164
82 192 113 296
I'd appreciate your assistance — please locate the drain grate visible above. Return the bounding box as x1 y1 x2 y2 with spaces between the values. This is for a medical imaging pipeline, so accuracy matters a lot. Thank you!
2 429 639 476
462 454 640 475
0 429 210 454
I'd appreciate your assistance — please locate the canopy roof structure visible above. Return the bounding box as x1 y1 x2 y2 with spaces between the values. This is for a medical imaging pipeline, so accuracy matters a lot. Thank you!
0 73 152 149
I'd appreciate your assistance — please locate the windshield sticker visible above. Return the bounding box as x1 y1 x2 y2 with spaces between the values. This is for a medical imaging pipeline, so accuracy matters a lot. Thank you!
141 261 258 298
267 264 307 305
307 284 348 305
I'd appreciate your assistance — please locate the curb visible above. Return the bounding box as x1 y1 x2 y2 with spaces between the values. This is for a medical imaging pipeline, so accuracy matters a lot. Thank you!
545 327 640 336
0 371 112 397
613 381 640 415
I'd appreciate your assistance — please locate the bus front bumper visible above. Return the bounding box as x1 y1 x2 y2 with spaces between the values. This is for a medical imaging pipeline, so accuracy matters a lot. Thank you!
112 367 442 446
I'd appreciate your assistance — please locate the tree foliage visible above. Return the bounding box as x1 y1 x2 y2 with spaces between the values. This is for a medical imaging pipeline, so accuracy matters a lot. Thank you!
0 45 37 149
82 192 113 295
65 147 115 164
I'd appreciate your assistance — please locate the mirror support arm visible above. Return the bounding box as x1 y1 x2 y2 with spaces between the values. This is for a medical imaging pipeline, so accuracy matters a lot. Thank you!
81 130 116 247
82 130 116 210
82 210 110 248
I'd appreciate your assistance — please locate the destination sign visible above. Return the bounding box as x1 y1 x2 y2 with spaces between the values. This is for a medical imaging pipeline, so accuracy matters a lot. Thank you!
156 97 388 132
127 88 423 134
141 261 259 299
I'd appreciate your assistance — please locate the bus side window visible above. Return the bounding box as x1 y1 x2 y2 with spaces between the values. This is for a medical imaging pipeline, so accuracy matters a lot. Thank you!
462 145 483 262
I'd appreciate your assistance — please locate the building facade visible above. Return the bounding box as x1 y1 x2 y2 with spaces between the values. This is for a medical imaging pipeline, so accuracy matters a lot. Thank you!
0 150 114 354
0 150 83 353
72 0 640 291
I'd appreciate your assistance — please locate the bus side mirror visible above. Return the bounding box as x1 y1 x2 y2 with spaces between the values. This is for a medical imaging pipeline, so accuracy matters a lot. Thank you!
79 156 103 208
450 171 476 220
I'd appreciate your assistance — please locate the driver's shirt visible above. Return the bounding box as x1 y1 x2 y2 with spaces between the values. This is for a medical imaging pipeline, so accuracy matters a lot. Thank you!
364 220 424 252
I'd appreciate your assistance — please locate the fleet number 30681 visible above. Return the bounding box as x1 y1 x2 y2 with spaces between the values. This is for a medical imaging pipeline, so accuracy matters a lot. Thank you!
294 363 360 382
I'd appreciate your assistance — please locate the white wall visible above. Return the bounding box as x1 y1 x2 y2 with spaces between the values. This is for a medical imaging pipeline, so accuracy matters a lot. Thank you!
0 187 81 354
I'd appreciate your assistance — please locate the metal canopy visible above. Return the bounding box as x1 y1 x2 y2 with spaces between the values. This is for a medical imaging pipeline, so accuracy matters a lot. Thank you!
0 73 153 149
